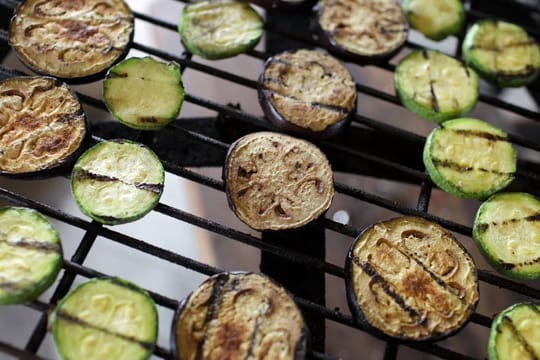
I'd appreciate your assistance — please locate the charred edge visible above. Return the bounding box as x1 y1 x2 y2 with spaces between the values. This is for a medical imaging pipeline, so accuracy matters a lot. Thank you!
500 316 539 360
138 117 158 124
108 278 147 294
422 49 429 60
450 129 507 142
73 169 118 182
476 223 489 234
431 158 512 176
135 183 163 194
96 215 123 223
266 58 292 68
429 80 439 113
499 261 516 270
262 87 351 114
108 72 128 79
55 310 154 350
0 89 26 99
529 304 540 316
1 238 60 253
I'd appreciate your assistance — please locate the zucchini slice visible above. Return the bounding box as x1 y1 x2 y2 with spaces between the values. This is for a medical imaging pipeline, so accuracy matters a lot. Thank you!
103 57 184 130
223 132 334 231
0 207 62 305
172 272 308 360
395 49 479 123
402 0 465 41
346 216 479 341
178 0 263 60
51 277 158 360
9 0 134 83
488 302 540 360
462 20 540 88
473 192 540 279
316 0 408 61
423 118 517 199
0 76 87 177
258 49 356 138
71 140 164 225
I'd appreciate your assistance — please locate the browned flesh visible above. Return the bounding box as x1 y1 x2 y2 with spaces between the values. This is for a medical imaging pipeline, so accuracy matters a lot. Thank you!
225 132 334 230
174 273 306 360
0 77 86 174
349 216 478 340
260 49 356 132
10 0 133 78
318 0 408 57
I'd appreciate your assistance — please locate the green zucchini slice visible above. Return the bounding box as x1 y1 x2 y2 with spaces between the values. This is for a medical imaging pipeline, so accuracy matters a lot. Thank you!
103 57 184 130
395 49 479 123
488 302 540 360
178 0 263 60
51 277 158 360
346 216 479 341
0 207 62 305
462 20 540 88
402 0 465 41
71 140 164 225
473 192 540 279
423 118 517 199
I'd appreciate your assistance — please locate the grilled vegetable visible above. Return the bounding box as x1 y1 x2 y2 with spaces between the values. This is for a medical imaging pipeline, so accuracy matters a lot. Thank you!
71 140 164 225
462 20 540 87
51 277 158 360
346 216 479 341
9 0 134 83
103 57 184 130
488 302 540 360
172 272 308 360
423 118 517 199
0 76 87 177
0 207 62 305
224 132 334 231
178 0 263 60
402 0 465 41
473 192 540 279
395 49 479 123
258 49 356 138
316 0 408 61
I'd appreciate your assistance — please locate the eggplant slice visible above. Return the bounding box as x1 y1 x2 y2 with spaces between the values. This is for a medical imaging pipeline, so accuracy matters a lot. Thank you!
223 132 334 231
172 272 308 360
0 76 87 177
258 49 357 138
316 0 408 61
9 0 134 83
346 216 479 341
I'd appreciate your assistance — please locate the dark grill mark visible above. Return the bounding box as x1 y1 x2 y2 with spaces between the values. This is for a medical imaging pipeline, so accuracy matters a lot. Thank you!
401 230 427 240
0 89 26 99
429 80 439 112
500 316 539 360
499 261 516 270
470 40 537 52
135 183 163 194
74 169 162 194
431 158 512 176
448 128 507 142
108 72 128 78
0 281 21 292
458 59 470 78
138 117 158 123
422 49 429 60
245 299 271 360
0 238 60 253
476 212 540 232
262 88 350 115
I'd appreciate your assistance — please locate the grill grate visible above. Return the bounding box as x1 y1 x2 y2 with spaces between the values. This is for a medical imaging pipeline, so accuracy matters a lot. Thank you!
0 0 540 359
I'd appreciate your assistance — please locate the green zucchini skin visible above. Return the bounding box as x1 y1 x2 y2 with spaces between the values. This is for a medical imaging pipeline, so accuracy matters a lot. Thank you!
462 20 540 88
0 207 62 305
103 57 184 130
402 0 465 41
51 277 158 360
395 49 479 123
473 192 540 279
488 302 540 360
178 0 263 60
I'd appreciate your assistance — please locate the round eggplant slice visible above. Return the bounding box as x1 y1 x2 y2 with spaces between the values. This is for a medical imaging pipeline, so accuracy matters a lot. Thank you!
103 57 184 130
0 76 87 177
51 277 158 360
9 0 134 83
462 20 540 88
402 0 464 41
346 216 479 341
0 207 62 305
223 132 334 231
258 49 356 138
473 192 540 279
316 0 408 61
423 118 517 199
178 0 263 60
172 272 308 360
395 49 479 123
71 139 164 225
488 302 540 360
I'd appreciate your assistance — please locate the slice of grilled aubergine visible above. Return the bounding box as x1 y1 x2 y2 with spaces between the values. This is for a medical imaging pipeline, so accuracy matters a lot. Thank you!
223 132 334 231
172 272 308 360
71 139 164 225
402 0 465 41
258 49 357 138
0 76 87 177
473 192 540 279
346 216 479 341
9 0 134 83
316 0 408 62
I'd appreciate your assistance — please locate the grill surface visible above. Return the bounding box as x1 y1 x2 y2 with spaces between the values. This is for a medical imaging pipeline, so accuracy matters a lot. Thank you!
0 0 540 359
